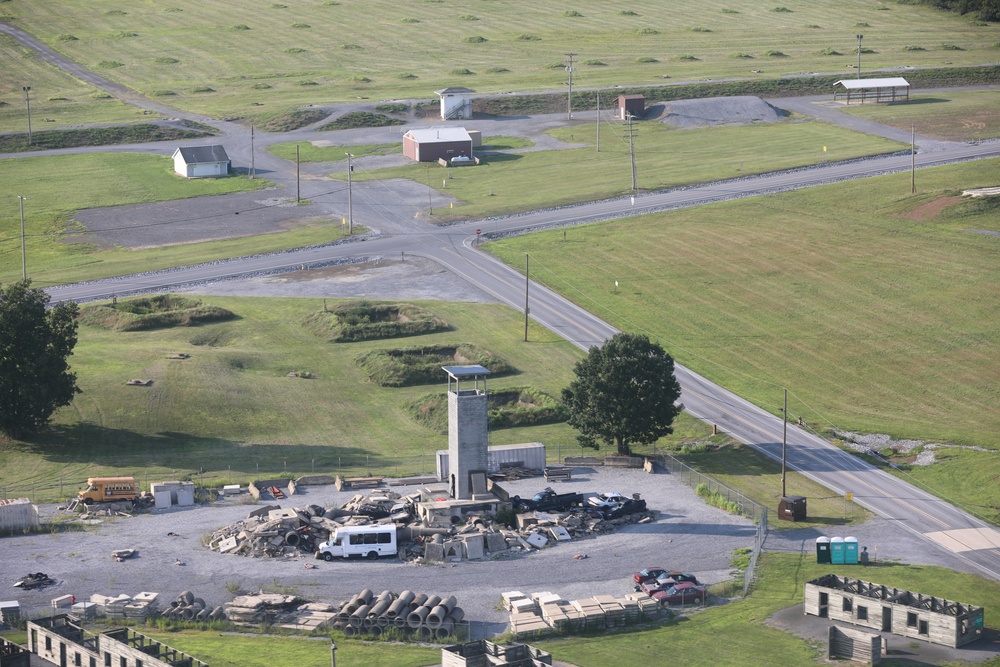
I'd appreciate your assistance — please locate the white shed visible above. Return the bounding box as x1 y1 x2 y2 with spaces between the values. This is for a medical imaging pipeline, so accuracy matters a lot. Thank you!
172 145 231 178
435 86 475 120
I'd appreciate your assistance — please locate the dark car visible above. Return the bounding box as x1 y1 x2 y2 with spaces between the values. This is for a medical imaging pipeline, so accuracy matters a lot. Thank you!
632 567 668 585
651 582 707 606
641 572 700 594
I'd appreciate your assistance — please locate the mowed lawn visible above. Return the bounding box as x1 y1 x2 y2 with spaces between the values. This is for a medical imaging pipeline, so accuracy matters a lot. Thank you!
488 159 1000 520
0 35 162 130
348 119 907 219
841 90 1000 141
3 0 998 118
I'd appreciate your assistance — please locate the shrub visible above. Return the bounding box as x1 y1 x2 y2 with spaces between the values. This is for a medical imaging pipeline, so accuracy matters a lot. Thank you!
451 68 474 75
516 33 540 40
192 86 215 93
819 48 841 56
676 54 699 60
299 80 319 85
111 31 138 38
855 21 870 27
397 73 418 79
940 43 964 50
729 52 753 58
690 27 712 32
583 59 607 66
762 50 787 57
304 301 447 341
375 102 408 113
771 6 792 12
804 23 821 28
400 18 419 23
695 483 746 516
271 3 287 8
291 22 310 28
485 66 510 73
57 34 78 41
620 10 640 15
546 62 565 68
635 56 659 63
152 90 176 96
164 6 183 11
636 28 659 35
464 35 487 43
321 0 340 4
563 10 582 16
230 24 250 30
79 296 234 331
284 47 306 54
154 56 179 64
251 83 272 89
91 92 113 99
357 344 514 387
458 14 478 20
106 9 127 15
903 44 926 51
860 47 876 54
341 43 362 50
98 61 124 68
721 8 739 13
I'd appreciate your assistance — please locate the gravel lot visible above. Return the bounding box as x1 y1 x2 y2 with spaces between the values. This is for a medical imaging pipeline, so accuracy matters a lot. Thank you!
5 467 755 633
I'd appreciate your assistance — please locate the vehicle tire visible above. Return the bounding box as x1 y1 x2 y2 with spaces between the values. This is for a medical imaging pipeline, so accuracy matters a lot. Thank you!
367 551 378 560
284 531 301 547
83 498 93 505
323 552 334 562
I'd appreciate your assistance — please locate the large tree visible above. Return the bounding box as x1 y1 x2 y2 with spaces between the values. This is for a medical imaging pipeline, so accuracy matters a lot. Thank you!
0 280 80 439
562 332 682 455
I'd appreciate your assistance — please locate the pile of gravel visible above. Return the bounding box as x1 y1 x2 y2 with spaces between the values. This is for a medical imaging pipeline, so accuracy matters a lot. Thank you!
655 96 786 129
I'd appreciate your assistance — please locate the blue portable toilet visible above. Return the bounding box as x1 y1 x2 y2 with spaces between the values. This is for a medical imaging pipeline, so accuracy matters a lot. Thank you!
816 536 832 564
845 536 859 564
831 537 846 564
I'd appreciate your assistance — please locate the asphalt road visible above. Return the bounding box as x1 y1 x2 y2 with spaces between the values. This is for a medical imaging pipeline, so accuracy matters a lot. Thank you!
9 18 999 583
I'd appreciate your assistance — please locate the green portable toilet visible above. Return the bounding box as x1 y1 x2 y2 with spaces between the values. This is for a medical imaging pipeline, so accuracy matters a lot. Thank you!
845 536 859 564
831 536 846 564
816 536 832 564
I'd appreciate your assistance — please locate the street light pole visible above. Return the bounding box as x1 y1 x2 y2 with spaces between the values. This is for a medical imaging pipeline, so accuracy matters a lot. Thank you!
565 53 576 120
345 153 353 235
856 34 864 79
18 195 27 280
781 387 787 498
22 86 32 145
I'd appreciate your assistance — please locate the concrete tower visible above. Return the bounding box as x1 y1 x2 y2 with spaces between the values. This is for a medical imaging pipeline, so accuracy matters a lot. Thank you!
444 365 490 500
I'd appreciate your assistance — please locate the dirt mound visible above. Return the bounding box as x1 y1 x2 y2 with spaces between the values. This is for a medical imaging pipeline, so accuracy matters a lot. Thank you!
653 96 787 129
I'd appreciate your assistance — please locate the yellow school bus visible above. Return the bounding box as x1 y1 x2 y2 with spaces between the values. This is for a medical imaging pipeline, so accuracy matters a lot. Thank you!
77 477 138 504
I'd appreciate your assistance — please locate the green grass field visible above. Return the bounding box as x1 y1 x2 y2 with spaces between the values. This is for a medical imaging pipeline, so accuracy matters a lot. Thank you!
0 35 163 130
347 119 907 219
2 0 998 119
841 90 1000 141
488 158 1000 523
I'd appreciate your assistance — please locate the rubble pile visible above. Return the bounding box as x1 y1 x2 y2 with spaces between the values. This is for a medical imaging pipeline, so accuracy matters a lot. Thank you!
332 589 465 640
207 504 359 558
90 591 161 620
503 590 664 637
223 593 331 630
161 590 224 622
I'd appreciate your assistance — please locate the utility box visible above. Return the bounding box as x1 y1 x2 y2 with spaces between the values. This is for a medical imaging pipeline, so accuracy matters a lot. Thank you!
845 536 859 564
831 536 846 564
816 536 832 564
778 495 807 521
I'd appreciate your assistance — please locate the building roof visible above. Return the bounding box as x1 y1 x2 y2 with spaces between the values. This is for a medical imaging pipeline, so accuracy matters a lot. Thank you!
435 87 476 95
442 365 491 378
174 145 230 164
404 127 472 143
834 77 910 90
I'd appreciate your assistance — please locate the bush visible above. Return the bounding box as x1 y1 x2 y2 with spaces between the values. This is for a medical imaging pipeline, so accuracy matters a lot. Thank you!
341 43 362 50
284 47 306 54
583 59 607 66
230 24 250 30
516 33 540 40
771 6 792 12
451 68 474 75
318 111 404 130
464 36 487 43
58 34 78 41
940 43 965 50
721 8 739 13
400 18 419 23
357 344 514 387
291 23 310 28
636 28 659 35
903 44 926 51
304 301 447 341
690 27 712 32
155 57 179 64
564 10 582 16
819 48 841 56
695 483 745 516
620 10 640 15
374 102 408 113
762 50 787 57
398 73 417 79
458 14 478 20
251 83 272 89
98 61 124 68
729 52 754 58
676 54 699 60
636 56 659 63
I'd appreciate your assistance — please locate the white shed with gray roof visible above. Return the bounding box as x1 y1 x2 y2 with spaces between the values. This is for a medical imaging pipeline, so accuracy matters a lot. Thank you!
172 145 231 178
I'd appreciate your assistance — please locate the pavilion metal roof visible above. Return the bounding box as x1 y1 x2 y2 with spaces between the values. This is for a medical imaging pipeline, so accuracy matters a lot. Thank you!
834 77 910 90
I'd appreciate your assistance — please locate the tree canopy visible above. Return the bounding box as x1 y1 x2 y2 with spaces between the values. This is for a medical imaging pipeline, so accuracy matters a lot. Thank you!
561 332 682 455
0 280 80 439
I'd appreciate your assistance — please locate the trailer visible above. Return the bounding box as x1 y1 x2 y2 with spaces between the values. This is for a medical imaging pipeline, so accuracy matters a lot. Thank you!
317 525 398 560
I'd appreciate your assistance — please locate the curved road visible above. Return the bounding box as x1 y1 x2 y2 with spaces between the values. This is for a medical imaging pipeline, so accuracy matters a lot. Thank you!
8 19 999 581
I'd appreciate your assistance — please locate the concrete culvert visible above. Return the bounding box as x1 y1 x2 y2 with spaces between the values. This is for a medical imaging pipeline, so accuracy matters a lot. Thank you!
357 589 373 605
209 606 225 619
367 598 391 618
434 620 454 639
408 593 427 611
407 606 431 628
425 605 448 629
180 608 195 620
369 625 382 637
195 609 209 621
448 607 464 623
342 625 358 637
284 531 301 547
393 615 408 629
180 591 194 605
417 625 433 639
190 600 205 612
423 595 442 610
350 604 371 625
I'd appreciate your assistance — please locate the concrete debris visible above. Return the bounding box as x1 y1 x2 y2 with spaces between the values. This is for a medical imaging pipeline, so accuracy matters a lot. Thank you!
90 591 160 620
509 591 665 637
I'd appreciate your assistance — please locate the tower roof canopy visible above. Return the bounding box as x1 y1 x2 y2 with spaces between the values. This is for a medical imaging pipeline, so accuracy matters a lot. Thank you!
442 365 491 380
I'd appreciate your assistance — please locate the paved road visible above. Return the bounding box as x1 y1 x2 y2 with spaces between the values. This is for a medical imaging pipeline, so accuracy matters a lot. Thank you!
10 19 999 581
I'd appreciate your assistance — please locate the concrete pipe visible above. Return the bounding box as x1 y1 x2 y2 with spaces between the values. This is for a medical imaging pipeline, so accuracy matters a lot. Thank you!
192 598 207 610
447 607 465 624
406 606 431 629
439 595 457 614
409 593 428 611
210 606 226 619
396 590 416 607
375 590 394 603
368 625 382 638
343 596 361 615
336 605 352 622
417 625 433 639
195 609 209 621
376 616 390 628
342 625 358 637
179 591 194 605
357 589 374 605
425 605 448 629
393 615 408 629
385 598 407 619
434 619 455 639
180 608 195 621
423 595 442 610
368 598 391 618
350 604 372 625
362 616 376 628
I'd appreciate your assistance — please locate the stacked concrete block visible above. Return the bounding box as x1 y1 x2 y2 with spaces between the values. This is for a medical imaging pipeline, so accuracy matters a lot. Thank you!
0 499 39 533
0 601 20 624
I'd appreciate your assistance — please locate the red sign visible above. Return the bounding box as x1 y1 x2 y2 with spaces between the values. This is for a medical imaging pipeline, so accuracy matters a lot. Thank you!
476 229 481 235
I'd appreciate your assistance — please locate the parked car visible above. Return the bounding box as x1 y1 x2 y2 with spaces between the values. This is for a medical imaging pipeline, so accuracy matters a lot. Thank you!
636 570 701 592
632 567 669 585
651 582 707 606
587 492 628 508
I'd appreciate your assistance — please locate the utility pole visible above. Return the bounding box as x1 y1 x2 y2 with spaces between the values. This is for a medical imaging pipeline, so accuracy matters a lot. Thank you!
911 124 916 194
626 113 638 192
22 86 32 145
856 34 864 79
296 145 301 203
523 254 529 342
596 91 600 153
18 195 27 280
345 153 353 235
781 388 788 498
565 53 576 120
250 124 255 179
